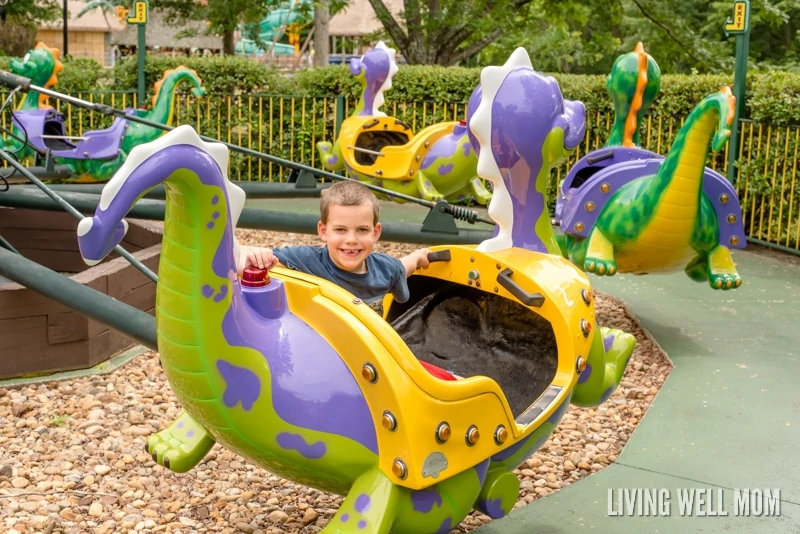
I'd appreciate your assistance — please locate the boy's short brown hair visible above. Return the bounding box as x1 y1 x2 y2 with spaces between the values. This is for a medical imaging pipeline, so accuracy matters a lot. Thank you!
320 180 380 225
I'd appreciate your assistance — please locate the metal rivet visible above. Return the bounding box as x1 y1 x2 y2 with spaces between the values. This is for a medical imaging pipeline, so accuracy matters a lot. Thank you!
362 363 378 383
585 201 595 212
494 287 499 293
424 141 430 148
494 425 508 445
435 422 451 443
600 183 610 193
575 222 585 232
580 319 592 337
581 288 593 305
576 356 587 373
476 281 481 288
392 458 407 479
375 170 383 176
727 214 737 224
468 280 473 285
382 411 397 431
416 154 421 161
730 236 740 246
496 263 501 270
353 297 362 304
720 194 730 204
409 170 414 176
470 257 475 262
466 425 480 446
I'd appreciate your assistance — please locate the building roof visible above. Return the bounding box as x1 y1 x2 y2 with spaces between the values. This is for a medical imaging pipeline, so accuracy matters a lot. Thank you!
110 9 224 51
40 0 126 33
329 0 404 37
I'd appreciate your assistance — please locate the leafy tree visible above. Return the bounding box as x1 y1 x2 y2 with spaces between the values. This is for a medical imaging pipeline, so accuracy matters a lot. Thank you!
152 0 274 55
366 0 537 65
0 0 60 57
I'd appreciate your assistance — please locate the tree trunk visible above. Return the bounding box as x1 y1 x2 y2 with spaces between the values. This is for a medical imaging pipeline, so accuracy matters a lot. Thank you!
223 29 235 56
313 0 330 67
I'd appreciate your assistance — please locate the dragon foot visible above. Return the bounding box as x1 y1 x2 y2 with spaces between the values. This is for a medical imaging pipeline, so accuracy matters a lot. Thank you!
583 229 617 276
707 245 742 290
322 468 400 534
316 141 344 171
474 468 520 519
467 177 493 205
415 172 446 202
572 326 635 407
145 410 216 473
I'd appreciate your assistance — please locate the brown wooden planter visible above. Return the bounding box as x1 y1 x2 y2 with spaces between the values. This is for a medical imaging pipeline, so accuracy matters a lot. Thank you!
0 207 162 380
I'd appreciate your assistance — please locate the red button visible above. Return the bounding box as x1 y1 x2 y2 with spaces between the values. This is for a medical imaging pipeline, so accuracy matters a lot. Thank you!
242 266 270 287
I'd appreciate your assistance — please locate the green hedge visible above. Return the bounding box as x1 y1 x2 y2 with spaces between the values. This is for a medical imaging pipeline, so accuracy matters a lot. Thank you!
35 55 800 126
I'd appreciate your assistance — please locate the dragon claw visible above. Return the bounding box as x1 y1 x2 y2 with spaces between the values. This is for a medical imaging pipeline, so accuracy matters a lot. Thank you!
144 411 215 473
584 257 617 277
710 272 741 290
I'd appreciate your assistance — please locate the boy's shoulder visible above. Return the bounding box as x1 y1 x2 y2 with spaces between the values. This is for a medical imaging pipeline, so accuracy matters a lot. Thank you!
366 251 404 276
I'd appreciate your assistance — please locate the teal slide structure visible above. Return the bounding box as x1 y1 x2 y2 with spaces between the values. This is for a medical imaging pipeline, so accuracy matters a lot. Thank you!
235 0 313 57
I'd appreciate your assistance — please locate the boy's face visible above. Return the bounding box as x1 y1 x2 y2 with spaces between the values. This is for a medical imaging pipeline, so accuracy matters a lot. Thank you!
318 203 381 274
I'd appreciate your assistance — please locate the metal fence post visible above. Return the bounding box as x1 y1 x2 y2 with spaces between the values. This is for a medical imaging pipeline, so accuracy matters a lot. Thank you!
723 0 751 186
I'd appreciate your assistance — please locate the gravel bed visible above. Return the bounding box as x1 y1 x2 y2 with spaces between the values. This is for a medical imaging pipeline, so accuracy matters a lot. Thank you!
0 229 673 534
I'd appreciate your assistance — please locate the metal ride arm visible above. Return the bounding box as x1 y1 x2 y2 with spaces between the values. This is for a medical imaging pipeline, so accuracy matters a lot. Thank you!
0 70 493 227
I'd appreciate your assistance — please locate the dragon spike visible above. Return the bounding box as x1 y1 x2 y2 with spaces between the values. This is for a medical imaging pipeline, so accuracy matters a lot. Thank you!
712 87 736 151
372 41 398 116
469 47 534 253
720 85 736 126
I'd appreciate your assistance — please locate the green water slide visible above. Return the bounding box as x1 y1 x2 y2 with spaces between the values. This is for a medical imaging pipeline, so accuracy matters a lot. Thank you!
235 0 313 57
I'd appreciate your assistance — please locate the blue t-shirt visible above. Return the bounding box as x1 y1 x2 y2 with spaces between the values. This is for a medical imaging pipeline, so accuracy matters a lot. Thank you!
272 246 410 308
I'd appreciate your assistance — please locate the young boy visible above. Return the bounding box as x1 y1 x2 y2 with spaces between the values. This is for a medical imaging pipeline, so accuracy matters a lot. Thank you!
236 180 431 313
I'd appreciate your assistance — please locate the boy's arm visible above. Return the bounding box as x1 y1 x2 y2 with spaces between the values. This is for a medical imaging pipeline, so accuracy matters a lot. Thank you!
400 248 431 277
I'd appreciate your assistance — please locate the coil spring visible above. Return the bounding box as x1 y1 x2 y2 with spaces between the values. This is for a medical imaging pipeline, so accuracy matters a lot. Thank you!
445 204 480 224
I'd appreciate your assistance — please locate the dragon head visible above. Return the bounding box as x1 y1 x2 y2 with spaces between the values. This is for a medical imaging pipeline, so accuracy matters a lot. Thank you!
10 42 64 108
466 47 586 185
466 47 586 253
349 41 399 116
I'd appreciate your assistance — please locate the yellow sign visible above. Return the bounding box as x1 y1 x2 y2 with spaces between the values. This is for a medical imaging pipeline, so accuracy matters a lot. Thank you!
724 1 749 35
126 0 149 25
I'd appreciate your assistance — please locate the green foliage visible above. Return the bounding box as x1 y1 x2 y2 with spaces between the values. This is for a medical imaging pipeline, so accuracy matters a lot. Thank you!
748 70 800 125
56 57 106 93
111 55 295 98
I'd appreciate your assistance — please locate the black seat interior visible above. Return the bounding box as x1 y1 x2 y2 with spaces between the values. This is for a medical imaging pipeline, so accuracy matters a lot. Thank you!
387 276 558 417
569 165 603 190
353 130 409 165
42 113 76 151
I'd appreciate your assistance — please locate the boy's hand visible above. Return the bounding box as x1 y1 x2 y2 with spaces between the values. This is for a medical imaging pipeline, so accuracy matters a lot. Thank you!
401 248 431 277
238 246 279 274
415 248 431 270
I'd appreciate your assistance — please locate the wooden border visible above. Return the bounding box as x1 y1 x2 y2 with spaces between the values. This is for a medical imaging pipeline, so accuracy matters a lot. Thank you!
0 208 162 379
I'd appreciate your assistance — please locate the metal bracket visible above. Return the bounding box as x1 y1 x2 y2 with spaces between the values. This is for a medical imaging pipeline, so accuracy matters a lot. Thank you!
287 168 319 189
421 200 459 234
